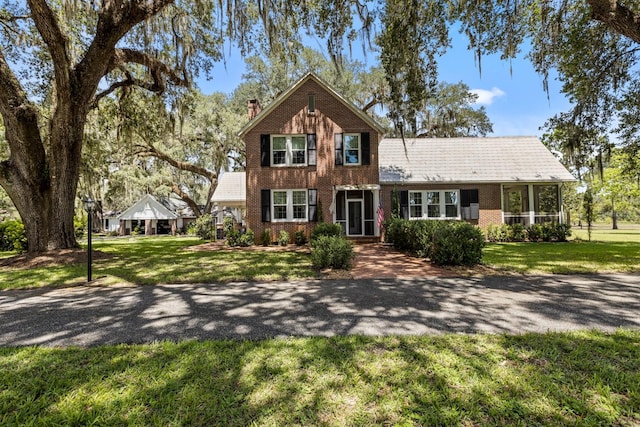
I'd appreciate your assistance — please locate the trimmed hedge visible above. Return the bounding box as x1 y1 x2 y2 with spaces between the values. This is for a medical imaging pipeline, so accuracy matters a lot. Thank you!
486 222 571 243
385 218 484 266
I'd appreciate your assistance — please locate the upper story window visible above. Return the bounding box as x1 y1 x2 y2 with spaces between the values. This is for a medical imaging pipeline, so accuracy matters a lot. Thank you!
344 134 361 165
271 135 306 166
409 190 460 220
335 132 370 166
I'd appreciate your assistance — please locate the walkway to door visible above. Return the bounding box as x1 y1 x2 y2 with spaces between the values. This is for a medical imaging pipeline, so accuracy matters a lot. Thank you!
350 243 456 279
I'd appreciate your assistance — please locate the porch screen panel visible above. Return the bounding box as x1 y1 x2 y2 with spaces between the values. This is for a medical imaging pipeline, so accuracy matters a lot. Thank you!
364 190 374 235
335 191 346 233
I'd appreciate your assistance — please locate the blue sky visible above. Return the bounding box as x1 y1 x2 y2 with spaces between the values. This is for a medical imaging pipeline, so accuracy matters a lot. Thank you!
199 33 573 138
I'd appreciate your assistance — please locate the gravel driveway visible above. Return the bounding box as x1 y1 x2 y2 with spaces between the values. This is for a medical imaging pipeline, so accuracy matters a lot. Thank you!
1 274 639 347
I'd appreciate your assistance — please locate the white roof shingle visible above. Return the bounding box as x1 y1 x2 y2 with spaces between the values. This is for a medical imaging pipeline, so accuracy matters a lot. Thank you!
379 136 575 184
211 172 246 207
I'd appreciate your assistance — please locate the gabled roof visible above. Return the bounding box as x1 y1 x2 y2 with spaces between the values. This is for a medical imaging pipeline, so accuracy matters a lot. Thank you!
379 136 576 184
237 72 385 137
211 171 246 207
117 194 178 220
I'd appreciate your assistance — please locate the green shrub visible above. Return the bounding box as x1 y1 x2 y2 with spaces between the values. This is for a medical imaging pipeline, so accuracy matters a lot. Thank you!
74 215 86 239
278 230 290 246
226 229 240 246
222 216 234 236
0 219 28 252
486 224 504 242
526 224 543 242
310 235 354 269
310 223 343 242
238 229 255 247
193 214 216 240
260 228 272 246
431 222 484 266
294 230 308 246
510 223 527 242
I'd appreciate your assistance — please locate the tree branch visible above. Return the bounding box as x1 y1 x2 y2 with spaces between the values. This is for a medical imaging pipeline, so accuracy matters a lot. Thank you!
135 143 217 181
588 0 640 44
0 49 46 182
26 0 72 95
167 182 202 217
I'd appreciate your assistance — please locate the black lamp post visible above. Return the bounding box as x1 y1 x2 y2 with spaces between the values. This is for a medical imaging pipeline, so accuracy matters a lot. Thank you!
83 196 96 283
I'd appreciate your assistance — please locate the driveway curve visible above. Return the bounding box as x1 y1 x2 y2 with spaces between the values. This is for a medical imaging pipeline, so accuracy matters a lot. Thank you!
1 274 639 347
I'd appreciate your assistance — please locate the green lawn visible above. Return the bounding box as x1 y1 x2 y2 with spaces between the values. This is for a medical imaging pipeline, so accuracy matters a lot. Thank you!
0 236 315 290
483 224 640 274
1 330 638 426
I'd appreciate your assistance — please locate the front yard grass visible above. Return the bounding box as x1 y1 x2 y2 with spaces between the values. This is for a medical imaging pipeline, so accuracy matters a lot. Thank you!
0 236 315 290
483 240 640 274
1 330 638 426
483 224 640 274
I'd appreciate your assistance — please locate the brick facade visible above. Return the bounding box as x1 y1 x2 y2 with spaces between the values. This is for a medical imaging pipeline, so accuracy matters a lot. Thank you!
243 76 382 242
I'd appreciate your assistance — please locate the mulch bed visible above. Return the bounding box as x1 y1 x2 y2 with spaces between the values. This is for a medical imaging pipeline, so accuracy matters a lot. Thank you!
0 249 113 270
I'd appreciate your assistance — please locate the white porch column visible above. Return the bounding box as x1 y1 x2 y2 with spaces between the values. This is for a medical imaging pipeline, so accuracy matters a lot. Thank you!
528 184 535 225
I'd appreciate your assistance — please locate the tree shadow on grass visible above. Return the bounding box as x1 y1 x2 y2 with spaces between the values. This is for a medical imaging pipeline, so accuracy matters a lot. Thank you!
1 331 638 425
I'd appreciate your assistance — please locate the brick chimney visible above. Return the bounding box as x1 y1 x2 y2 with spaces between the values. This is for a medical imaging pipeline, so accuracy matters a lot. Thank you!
247 99 261 120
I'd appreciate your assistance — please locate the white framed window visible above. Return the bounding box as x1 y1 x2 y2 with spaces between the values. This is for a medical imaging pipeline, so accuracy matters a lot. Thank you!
410 190 460 220
271 135 306 166
344 134 361 165
271 189 308 222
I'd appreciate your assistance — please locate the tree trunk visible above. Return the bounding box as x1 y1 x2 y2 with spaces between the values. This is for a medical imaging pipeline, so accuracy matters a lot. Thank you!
612 197 618 230
1 109 85 253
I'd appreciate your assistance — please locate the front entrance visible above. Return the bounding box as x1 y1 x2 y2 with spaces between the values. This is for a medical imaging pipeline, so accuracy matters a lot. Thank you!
335 188 378 237
347 200 363 235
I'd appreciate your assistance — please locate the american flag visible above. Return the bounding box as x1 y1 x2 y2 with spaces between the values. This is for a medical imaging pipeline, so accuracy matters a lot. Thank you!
377 197 384 228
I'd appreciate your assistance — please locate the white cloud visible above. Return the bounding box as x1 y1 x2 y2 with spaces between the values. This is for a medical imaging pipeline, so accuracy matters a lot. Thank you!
470 87 506 105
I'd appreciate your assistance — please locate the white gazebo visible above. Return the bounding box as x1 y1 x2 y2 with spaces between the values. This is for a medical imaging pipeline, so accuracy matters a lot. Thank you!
117 194 180 235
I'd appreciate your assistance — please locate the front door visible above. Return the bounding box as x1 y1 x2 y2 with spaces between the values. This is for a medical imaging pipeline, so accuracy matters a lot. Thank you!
347 200 363 236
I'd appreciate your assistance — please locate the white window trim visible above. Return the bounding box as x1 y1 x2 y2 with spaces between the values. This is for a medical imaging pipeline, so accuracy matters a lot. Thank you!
271 189 309 222
343 133 361 166
409 190 461 220
271 135 307 167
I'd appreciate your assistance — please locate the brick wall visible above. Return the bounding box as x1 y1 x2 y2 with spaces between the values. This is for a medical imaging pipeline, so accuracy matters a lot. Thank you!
244 77 380 242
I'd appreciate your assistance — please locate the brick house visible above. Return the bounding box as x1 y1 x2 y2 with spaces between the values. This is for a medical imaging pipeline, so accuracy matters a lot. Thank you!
230 73 575 242
238 73 386 241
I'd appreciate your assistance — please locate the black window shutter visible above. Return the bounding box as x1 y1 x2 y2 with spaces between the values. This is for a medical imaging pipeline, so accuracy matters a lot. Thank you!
261 189 271 222
334 133 343 165
308 189 318 222
307 134 317 166
399 190 409 220
460 189 479 207
361 132 370 165
260 134 270 167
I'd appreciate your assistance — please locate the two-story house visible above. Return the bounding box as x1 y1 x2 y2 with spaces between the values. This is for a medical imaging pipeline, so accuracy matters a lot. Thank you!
238 73 386 241
222 72 575 242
